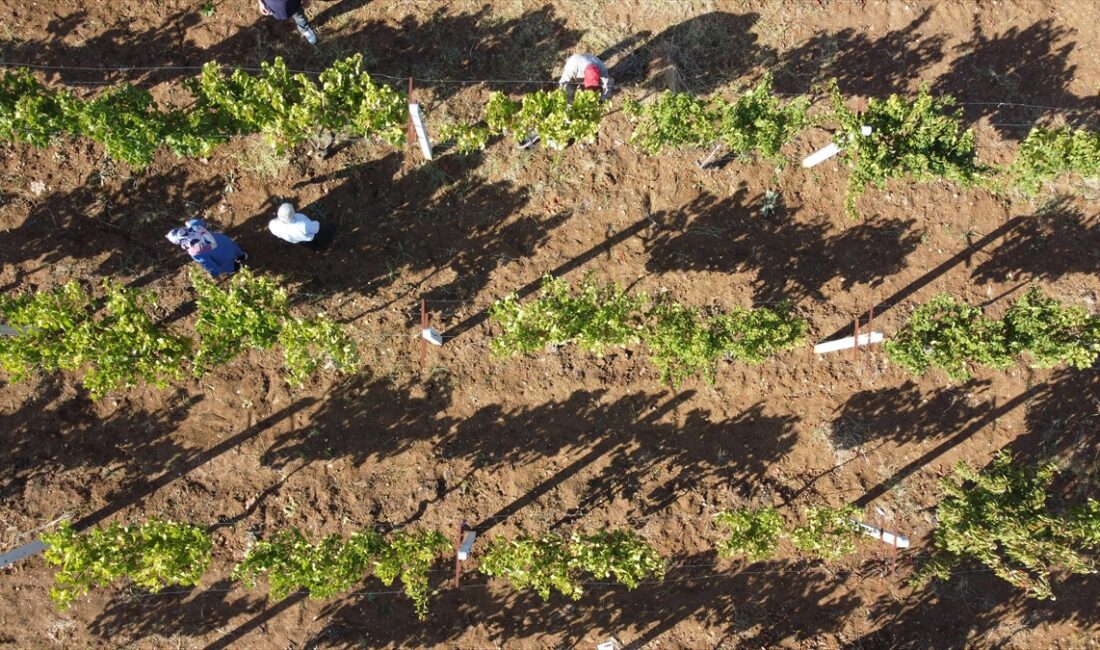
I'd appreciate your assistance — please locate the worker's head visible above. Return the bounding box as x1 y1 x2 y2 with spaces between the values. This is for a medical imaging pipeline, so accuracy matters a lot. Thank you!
583 64 601 90
277 202 295 223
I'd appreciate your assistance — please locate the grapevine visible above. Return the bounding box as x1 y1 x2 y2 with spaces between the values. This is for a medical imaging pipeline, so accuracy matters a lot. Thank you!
1011 126 1100 195
913 452 1100 599
42 519 212 609
829 82 983 218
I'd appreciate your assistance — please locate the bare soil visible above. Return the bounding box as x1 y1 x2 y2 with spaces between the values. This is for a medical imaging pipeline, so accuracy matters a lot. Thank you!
0 0 1098 648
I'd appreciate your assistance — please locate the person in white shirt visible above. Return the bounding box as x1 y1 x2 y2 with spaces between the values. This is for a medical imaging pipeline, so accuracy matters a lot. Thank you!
558 53 613 101
269 202 320 244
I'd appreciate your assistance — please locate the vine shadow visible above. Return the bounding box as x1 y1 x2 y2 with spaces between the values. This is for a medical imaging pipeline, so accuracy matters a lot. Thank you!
602 12 774 94
772 7 946 97
643 189 923 306
2 5 582 103
88 579 260 646
971 196 1100 284
306 552 861 648
933 19 1098 139
239 150 559 315
0 382 200 505
0 166 224 292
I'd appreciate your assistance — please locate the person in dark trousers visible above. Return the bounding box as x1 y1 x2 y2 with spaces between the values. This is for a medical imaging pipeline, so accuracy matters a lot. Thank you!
166 219 248 278
257 0 318 45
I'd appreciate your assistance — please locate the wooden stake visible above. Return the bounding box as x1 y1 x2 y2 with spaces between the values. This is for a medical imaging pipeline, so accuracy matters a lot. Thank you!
868 304 875 334
420 299 428 368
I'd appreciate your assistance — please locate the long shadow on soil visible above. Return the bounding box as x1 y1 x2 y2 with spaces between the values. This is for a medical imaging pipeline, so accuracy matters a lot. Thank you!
3 5 582 102
819 196 1097 343
601 12 774 94
0 167 224 293
932 19 1099 140
0 380 200 505
771 7 945 97
232 151 557 316
89 579 260 646
261 378 797 530
970 196 1100 285
643 188 923 307
305 552 861 648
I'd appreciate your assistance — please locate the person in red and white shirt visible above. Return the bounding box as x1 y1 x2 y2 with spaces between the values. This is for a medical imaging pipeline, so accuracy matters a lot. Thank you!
558 53 613 101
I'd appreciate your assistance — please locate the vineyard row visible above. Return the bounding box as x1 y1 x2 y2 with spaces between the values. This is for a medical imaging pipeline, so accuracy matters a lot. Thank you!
2 57 1099 217
40 453 1099 616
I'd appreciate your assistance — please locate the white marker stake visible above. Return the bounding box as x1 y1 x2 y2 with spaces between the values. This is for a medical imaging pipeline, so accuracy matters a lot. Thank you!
457 530 476 561
855 522 910 548
802 142 841 168
408 103 432 161
813 331 884 355
421 328 443 346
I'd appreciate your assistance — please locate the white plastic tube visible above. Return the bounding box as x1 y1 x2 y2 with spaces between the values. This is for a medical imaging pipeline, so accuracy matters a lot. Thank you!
813 331 884 354
802 142 841 168
408 103 433 160
855 522 910 548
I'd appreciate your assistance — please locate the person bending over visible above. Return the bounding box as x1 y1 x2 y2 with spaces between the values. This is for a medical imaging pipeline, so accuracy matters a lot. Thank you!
558 53 613 101
166 219 247 277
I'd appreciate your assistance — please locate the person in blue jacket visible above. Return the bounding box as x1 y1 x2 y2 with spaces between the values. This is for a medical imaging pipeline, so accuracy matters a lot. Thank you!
257 0 318 44
166 219 247 278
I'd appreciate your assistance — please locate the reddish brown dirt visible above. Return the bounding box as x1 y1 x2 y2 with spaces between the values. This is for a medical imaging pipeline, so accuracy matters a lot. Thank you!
1 0 1099 648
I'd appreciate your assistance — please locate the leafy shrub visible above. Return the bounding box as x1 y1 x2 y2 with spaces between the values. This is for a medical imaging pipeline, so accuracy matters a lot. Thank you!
371 530 451 620
888 291 1098 380
830 82 982 218
714 507 784 561
643 299 805 386
191 267 288 373
885 294 1012 380
1011 126 1100 195
480 533 576 599
233 528 447 619
489 275 645 357
0 69 76 146
193 55 405 152
642 301 734 386
625 91 720 154
43 519 211 609
716 74 810 159
477 89 603 149
569 530 666 590
438 122 492 153
68 85 167 168
789 505 862 560
480 529 664 601
71 282 190 398
625 75 810 159
278 315 361 388
1003 286 1100 369
913 452 1100 599
233 528 383 600
0 281 90 381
